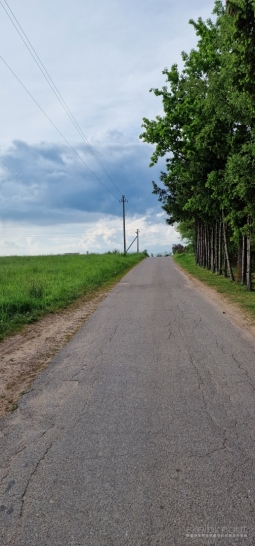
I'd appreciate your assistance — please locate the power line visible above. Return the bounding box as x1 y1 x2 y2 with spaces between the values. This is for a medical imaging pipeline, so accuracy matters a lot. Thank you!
1 233 94 235
1 232 93 235
0 0 123 196
0 55 119 201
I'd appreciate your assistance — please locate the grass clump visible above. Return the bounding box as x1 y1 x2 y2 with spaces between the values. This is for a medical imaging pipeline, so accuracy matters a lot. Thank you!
174 253 255 320
0 253 145 339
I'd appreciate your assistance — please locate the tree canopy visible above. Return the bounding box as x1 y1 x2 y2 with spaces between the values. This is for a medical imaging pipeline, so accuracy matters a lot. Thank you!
140 0 255 289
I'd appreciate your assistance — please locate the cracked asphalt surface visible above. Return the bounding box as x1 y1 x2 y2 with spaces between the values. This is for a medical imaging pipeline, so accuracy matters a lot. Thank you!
1 257 255 545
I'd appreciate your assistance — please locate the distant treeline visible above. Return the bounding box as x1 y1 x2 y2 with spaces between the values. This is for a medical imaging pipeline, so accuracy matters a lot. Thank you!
140 0 255 290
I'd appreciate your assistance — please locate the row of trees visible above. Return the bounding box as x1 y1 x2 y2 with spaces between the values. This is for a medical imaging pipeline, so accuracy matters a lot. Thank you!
140 0 255 290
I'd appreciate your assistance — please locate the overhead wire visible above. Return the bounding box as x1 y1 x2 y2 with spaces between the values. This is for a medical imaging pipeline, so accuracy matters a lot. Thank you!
1 233 96 235
0 55 118 201
1 232 98 235
0 232 99 236
0 0 123 196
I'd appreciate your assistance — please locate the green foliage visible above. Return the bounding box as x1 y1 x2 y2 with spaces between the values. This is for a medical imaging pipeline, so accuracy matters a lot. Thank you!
176 220 195 246
140 0 255 286
140 8 225 228
155 251 172 257
0 253 145 339
28 282 44 299
226 0 255 98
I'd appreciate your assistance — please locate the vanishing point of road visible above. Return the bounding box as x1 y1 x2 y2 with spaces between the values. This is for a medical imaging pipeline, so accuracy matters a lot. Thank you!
1 258 255 545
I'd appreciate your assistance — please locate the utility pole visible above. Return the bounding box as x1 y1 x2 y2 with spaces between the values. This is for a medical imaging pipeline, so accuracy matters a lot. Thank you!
136 229 140 253
120 195 127 254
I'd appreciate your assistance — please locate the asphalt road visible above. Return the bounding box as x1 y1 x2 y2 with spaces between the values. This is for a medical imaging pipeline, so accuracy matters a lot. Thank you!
1 257 255 546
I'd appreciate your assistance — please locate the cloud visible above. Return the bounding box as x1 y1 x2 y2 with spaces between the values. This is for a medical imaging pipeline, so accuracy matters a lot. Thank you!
0 133 180 256
0 133 165 224
0 0 214 254
0 212 180 256
0 0 215 144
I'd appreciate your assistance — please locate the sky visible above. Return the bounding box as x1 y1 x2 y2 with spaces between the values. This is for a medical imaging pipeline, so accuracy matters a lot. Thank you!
0 0 216 255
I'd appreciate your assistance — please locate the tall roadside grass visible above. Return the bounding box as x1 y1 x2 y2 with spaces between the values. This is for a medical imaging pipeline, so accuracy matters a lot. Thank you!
0 253 146 339
174 252 255 320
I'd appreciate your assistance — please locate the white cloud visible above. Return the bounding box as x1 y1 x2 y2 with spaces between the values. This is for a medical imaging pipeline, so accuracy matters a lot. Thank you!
0 211 180 256
0 0 215 255
0 0 215 143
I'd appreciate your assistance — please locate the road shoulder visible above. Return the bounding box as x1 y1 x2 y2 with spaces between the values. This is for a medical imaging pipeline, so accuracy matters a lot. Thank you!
0 284 115 418
173 258 255 339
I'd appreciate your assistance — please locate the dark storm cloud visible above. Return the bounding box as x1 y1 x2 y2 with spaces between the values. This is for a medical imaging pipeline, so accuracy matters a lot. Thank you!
0 135 163 225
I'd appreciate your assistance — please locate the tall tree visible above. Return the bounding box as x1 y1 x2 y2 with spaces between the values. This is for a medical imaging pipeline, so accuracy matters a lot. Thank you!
141 0 255 289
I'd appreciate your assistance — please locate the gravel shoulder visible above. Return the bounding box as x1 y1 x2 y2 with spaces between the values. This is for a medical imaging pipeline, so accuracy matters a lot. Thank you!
2 260 255 420
0 284 115 417
174 260 255 337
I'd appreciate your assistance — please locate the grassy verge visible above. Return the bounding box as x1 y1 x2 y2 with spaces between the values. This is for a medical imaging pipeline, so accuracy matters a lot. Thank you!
0 253 146 339
174 252 255 320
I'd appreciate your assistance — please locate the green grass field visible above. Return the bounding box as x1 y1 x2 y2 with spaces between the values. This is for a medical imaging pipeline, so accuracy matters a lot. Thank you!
174 252 255 320
0 253 146 339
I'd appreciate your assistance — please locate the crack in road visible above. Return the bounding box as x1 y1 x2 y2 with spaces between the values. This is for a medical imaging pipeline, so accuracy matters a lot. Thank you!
13 440 54 545
2 258 255 545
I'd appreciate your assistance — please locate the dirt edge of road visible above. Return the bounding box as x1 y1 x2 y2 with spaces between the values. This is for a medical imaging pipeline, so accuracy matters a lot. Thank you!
2 259 254 420
174 260 255 336
0 281 119 418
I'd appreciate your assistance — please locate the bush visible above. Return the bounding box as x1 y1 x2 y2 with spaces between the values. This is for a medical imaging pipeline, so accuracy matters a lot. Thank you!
172 244 186 254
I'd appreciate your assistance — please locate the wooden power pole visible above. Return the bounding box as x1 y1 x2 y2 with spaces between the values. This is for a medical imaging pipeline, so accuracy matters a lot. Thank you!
136 229 140 253
120 195 127 254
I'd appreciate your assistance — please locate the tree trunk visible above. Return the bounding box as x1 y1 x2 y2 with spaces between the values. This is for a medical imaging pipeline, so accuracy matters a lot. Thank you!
215 221 218 274
237 236 242 283
207 225 210 269
222 212 235 281
204 224 207 268
209 226 211 269
203 223 206 268
199 222 202 266
224 255 228 277
196 221 199 264
205 224 208 268
242 235 247 284
218 222 222 275
247 217 252 291
195 221 198 264
199 222 203 266
211 223 215 273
